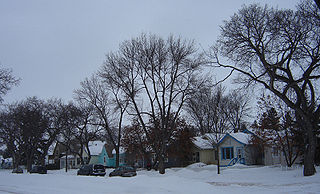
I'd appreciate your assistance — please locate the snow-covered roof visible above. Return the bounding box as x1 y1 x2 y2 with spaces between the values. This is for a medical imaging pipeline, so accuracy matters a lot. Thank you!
47 142 56 155
60 155 76 159
88 141 105 155
226 132 252 145
112 147 126 154
192 136 215 150
0 144 6 151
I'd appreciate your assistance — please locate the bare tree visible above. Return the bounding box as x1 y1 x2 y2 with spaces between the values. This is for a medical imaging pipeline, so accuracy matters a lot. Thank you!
0 104 24 168
211 1 320 176
100 33 204 174
0 67 19 103
35 98 65 166
186 85 232 174
0 97 50 171
226 89 251 131
74 75 125 167
71 104 103 165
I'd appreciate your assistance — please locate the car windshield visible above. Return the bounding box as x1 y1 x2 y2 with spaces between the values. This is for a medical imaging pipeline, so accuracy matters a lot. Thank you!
94 165 104 170
80 165 89 170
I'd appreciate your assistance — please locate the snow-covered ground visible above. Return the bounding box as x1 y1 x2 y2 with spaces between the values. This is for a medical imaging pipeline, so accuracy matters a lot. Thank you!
0 164 319 194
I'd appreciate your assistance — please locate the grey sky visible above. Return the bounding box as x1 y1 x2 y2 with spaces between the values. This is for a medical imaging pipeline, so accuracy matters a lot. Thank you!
0 0 300 103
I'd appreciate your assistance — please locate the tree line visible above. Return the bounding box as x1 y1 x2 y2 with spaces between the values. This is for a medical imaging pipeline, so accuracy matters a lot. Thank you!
0 0 319 176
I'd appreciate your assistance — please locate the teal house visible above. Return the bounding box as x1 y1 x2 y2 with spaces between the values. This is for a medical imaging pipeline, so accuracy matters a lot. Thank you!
87 141 126 167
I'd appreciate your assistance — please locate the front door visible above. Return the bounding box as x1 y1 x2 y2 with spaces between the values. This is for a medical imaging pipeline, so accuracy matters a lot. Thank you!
236 148 243 159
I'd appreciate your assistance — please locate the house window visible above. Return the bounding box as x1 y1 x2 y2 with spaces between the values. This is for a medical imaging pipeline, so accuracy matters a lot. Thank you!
77 158 80 165
192 152 200 162
221 147 234 160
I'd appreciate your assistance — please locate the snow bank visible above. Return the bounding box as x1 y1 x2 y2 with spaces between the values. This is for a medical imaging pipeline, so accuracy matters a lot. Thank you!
186 162 207 169
0 165 319 193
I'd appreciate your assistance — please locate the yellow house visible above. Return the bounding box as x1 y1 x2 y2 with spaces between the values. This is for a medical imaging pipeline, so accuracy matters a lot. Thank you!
191 135 217 165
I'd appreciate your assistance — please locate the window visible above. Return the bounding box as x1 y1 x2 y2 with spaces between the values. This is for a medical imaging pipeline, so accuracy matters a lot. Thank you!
77 158 80 165
221 147 234 160
192 152 200 162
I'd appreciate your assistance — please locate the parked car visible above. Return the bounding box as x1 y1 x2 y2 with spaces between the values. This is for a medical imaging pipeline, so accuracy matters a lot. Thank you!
12 167 23 174
109 166 137 177
30 165 47 174
77 164 106 176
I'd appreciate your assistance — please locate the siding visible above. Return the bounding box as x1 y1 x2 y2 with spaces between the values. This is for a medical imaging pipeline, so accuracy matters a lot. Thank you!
200 150 216 164
89 156 99 164
191 146 216 164
219 136 244 166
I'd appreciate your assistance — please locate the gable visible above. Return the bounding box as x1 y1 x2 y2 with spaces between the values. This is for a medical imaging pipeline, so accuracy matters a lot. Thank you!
88 141 105 156
219 132 252 146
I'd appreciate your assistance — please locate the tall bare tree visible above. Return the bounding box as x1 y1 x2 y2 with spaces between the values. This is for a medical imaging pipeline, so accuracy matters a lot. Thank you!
74 75 126 167
211 1 320 176
227 89 251 131
100 33 204 174
186 84 232 174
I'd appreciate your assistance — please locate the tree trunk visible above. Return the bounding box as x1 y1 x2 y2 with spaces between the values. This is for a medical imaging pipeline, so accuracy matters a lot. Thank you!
217 146 220 174
116 147 120 168
27 158 32 172
65 149 68 173
303 126 316 176
158 155 165 174
12 153 20 169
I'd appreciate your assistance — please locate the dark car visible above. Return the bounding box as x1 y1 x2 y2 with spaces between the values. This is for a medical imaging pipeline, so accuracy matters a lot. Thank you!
12 167 23 174
77 164 106 176
30 165 47 174
109 166 137 177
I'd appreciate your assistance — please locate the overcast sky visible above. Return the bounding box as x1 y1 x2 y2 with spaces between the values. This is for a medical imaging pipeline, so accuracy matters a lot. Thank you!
0 0 300 104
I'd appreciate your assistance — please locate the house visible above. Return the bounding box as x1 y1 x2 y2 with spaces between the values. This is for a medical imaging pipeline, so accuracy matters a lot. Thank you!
218 132 252 166
49 142 83 169
191 135 217 164
85 141 106 165
107 147 127 167
190 130 289 167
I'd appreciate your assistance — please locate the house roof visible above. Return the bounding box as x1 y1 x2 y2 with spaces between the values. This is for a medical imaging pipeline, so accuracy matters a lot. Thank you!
219 132 252 145
60 155 76 159
112 147 126 154
88 141 106 156
47 142 56 156
192 136 215 150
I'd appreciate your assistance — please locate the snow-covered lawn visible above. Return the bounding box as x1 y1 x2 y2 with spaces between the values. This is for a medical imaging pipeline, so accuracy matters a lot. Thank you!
0 164 319 194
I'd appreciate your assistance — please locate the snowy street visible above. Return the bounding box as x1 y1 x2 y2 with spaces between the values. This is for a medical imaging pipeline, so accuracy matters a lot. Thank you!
0 164 319 194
